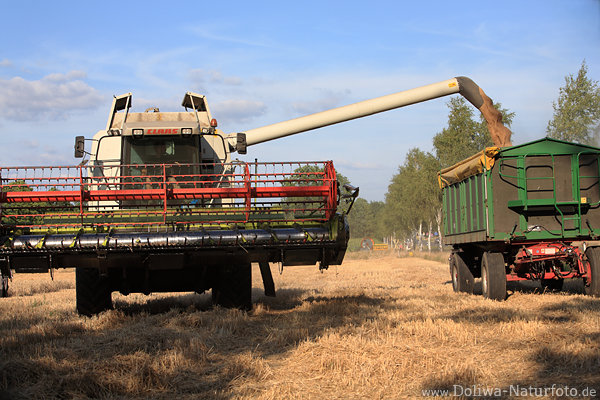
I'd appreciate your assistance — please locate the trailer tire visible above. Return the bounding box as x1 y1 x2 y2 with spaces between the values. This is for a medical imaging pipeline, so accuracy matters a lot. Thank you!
76 268 113 316
212 263 252 311
481 252 506 301
541 278 564 292
450 252 474 293
584 247 600 297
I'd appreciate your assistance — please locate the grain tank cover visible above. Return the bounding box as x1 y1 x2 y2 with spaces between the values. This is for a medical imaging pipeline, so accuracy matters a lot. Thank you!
181 92 209 112
438 147 500 188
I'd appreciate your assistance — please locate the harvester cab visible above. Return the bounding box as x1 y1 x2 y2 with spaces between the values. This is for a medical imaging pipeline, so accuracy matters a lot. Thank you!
85 92 228 173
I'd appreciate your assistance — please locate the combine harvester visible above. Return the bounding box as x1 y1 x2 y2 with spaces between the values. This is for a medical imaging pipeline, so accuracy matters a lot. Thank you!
0 76 506 315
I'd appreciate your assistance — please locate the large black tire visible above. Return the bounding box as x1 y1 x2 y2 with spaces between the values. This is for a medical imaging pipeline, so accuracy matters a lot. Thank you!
481 252 507 301
76 268 113 316
541 278 564 292
584 247 600 297
1 270 8 298
450 252 474 294
212 263 252 311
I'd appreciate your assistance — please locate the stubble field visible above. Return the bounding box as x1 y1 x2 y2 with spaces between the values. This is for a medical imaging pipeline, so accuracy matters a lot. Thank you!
1 252 599 399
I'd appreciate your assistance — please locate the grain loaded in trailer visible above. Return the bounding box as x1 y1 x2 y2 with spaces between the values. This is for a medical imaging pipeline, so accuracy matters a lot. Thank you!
440 138 600 300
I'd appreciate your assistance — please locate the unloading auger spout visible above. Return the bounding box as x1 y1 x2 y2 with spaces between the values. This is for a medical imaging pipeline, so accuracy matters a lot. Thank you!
232 76 512 150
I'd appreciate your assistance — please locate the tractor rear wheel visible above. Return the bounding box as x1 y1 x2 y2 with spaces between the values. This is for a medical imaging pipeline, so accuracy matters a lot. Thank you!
584 247 600 297
212 263 252 311
76 268 113 316
450 252 474 294
481 252 506 301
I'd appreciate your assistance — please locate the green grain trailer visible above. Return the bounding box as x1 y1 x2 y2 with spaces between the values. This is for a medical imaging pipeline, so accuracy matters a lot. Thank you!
439 137 600 300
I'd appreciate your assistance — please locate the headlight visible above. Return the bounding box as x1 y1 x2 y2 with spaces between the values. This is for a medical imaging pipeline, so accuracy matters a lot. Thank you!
132 129 144 138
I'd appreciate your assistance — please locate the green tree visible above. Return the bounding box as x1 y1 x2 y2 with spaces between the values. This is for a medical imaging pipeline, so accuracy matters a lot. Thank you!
285 164 352 216
347 198 385 239
433 97 514 169
546 60 600 145
383 149 440 249
287 164 350 187
1 181 75 229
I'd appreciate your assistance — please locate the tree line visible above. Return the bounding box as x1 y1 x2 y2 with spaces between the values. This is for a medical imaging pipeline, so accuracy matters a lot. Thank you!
345 61 600 250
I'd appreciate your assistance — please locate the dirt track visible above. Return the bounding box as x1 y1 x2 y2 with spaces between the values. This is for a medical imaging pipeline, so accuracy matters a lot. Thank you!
1 253 599 399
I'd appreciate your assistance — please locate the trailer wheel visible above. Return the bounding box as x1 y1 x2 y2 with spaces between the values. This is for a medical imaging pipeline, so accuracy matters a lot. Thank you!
584 247 600 297
212 263 252 311
1 270 9 297
481 252 506 301
450 252 474 293
541 278 564 292
76 268 113 316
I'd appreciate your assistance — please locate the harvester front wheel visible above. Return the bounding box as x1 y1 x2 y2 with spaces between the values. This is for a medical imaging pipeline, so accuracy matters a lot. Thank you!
76 268 113 316
584 247 600 297
212 263 252 311
450 252 474 294
481 252 506 301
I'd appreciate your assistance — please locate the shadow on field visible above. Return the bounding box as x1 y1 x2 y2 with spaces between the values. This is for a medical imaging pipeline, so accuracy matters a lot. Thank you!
444 304 581 324
423 296 600 395
443 295 600 325
508 298 600 391
513 318 600 390
114 292 213 315
0 287 392 399
528 346 600 389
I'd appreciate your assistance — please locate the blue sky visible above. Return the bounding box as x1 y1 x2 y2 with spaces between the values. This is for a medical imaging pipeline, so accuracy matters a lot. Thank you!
0 0 599 200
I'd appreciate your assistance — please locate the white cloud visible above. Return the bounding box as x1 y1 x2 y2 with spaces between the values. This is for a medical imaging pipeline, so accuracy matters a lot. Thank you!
211 99 267 124
291 89 351 115
184 25 275 48
19 139 40 148
188 69 243 89
0 59 13 68
0 71 103 121
335 159 385 170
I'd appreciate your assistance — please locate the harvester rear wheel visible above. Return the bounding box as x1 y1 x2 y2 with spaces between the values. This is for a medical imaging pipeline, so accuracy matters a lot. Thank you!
481 252 506 301
584 247 600 297
76 268 113 316
212 263 252 311
450 252 474 294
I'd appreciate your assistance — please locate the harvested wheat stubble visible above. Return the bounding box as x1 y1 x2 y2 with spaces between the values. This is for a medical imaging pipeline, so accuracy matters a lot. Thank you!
0 254 599 399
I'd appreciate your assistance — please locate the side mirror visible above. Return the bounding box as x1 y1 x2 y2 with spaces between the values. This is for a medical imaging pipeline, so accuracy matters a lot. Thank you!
74 136 85 158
